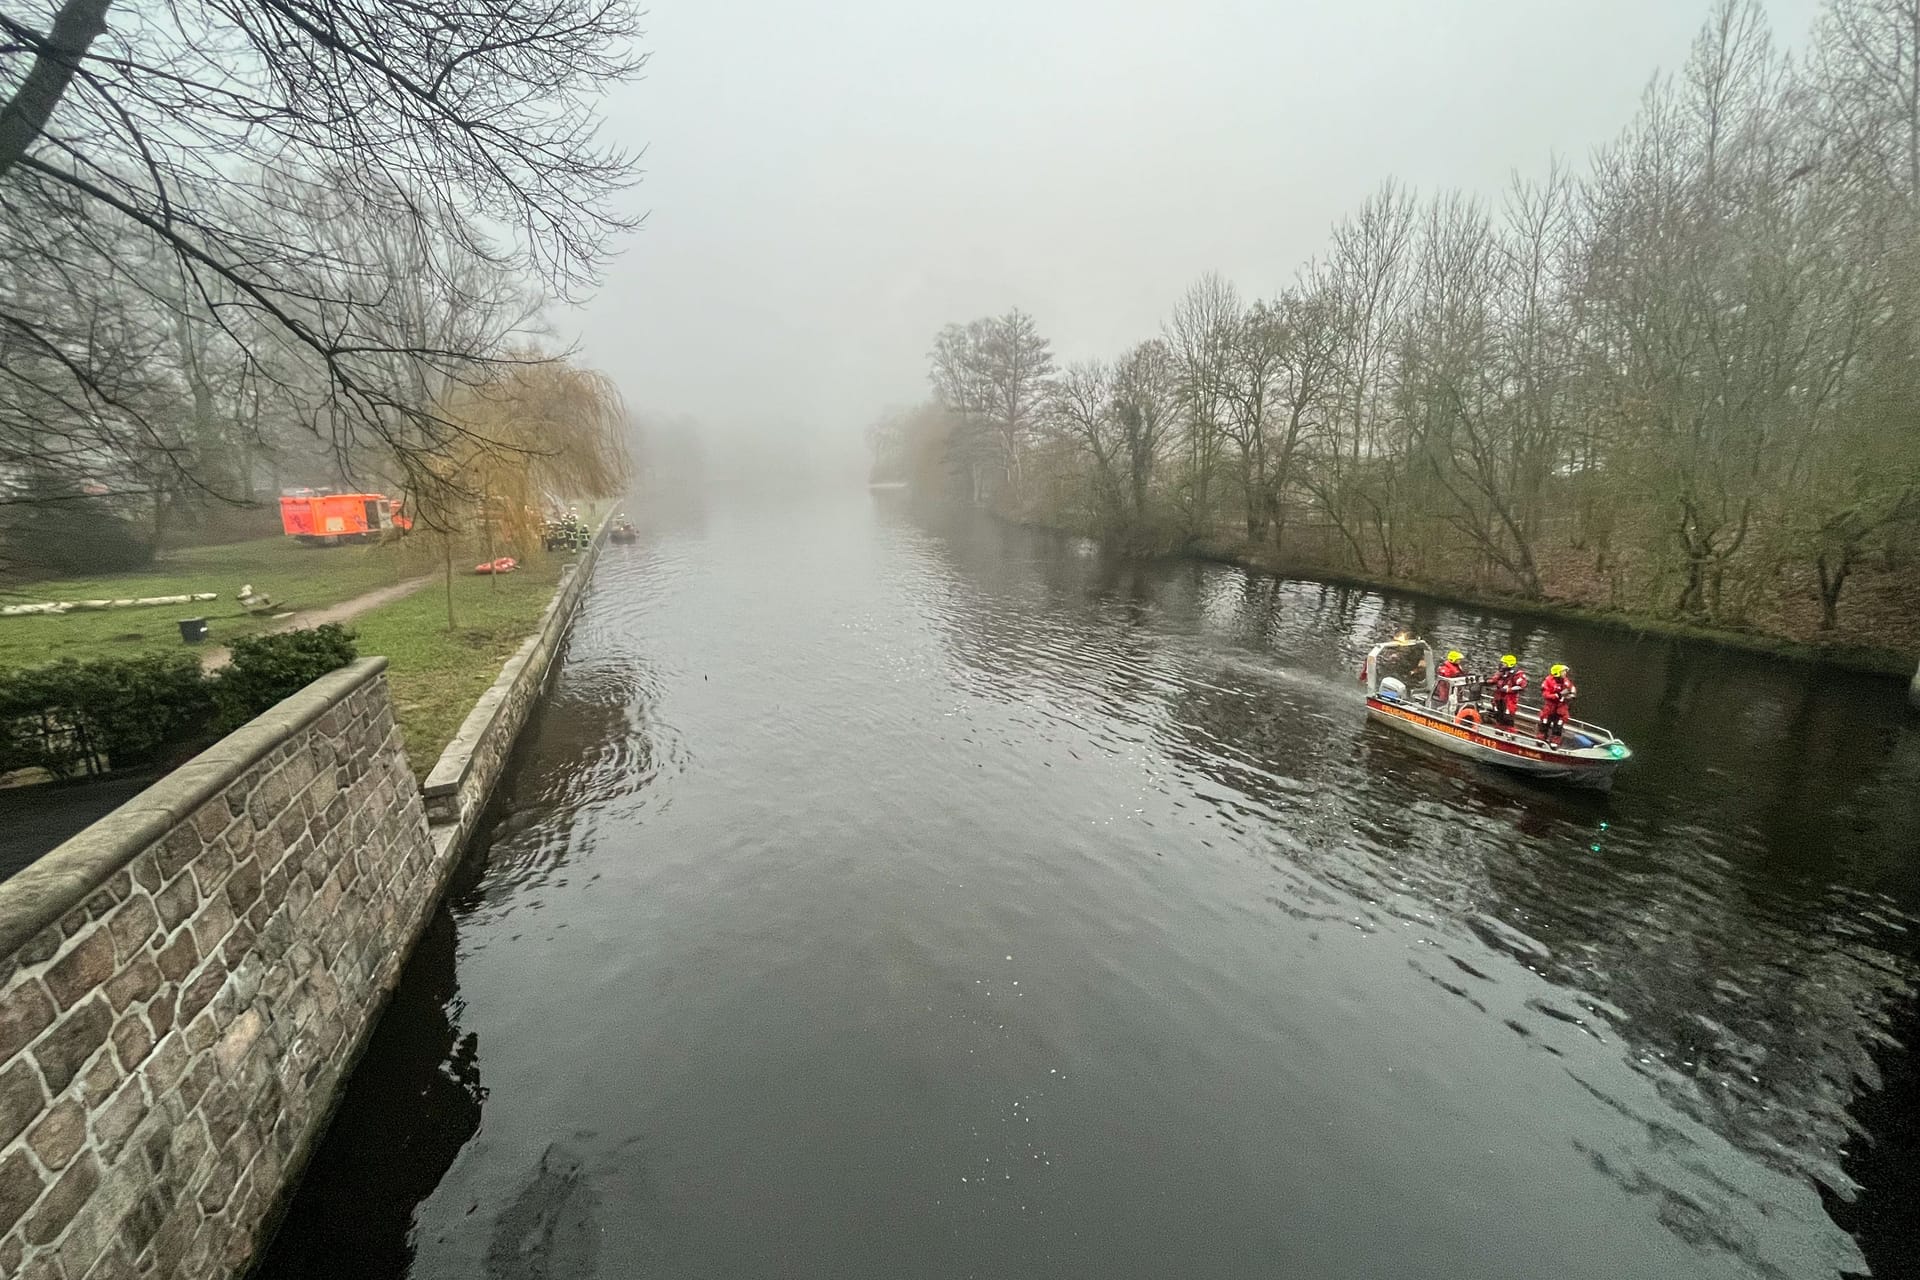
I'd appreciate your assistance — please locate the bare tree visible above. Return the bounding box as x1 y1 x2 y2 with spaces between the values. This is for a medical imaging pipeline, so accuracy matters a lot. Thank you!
982 309 1057 498
1397 190 1549 594
1393 179 1581 597
1164 273 1241 540
1308 183 1417 573
1047 360 1125 522
1219 300 1279 543
1575 0 1871 619
928 310 1056 506
0 0 645 513
1264 285 1343 560
1111 340 1178 528
1814 0 1920 206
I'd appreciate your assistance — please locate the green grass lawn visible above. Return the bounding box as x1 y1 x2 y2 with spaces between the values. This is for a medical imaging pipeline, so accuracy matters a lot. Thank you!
352 550 574 778
0 536 419 670
5 503 610 780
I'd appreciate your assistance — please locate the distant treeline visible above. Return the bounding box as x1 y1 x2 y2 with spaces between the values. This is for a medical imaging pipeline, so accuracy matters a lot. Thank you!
871 0 1919 655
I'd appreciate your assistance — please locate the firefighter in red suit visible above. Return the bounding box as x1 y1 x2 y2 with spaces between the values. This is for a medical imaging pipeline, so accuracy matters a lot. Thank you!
1538 664 1577 746
1489 653 1527 728
1433 650 1467 707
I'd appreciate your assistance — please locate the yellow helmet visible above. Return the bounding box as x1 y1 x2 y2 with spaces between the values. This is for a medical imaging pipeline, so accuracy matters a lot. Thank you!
1501 654 1517 667
1445 650 1463 662
1549 664 1567 676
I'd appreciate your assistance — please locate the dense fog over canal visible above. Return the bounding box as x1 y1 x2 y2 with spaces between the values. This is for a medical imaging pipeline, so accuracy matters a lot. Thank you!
261 493 1920 1280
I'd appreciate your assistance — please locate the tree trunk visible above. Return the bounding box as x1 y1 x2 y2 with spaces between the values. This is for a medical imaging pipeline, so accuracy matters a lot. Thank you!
1676 561 1704 618
1241 451 1265 543
1267 446 1298 562
1675 520 1709 618
172 310 228 513
443 534 456 630
483 486 497 592
1188 425 1214 535
149 480 172 548
1815 549 1850 631
1511 540 1545 600
0 0 115 180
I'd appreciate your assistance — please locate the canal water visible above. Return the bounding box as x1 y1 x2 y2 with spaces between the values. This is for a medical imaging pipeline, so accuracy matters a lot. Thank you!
258 494 1920 1280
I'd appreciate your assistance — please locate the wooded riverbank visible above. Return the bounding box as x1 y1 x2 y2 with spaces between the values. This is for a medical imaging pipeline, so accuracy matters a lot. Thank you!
976 507 1919 680
872 1 1920 683
1181 533 1920 679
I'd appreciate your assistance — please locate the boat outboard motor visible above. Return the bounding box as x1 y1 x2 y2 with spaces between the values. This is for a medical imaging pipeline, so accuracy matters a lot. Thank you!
1378 677 1408 703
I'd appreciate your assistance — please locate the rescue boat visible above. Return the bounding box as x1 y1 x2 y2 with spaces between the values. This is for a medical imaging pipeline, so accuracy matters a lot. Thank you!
1359 636 1631 790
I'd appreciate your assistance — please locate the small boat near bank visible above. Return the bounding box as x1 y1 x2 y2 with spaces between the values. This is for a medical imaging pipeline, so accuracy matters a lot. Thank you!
1360 637 1632 790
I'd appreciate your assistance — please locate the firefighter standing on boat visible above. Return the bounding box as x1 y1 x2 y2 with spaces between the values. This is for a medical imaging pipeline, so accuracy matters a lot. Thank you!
1489 654 1527 728
1538 664 1577 746
1433 650 1467 708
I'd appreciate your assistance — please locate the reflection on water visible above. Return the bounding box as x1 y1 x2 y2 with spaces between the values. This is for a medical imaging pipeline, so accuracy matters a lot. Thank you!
482 1142 602 1279
254 880 483 1278
472 555 692 912
263 494 1920 1280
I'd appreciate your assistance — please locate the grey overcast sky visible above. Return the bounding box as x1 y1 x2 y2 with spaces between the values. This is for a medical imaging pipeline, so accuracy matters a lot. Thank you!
565 0 1823 461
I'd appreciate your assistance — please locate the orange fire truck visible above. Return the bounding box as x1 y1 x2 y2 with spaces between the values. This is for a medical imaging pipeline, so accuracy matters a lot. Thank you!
278 491 411 545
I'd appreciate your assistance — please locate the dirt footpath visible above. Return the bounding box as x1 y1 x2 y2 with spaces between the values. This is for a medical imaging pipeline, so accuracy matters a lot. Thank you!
200 575 432 670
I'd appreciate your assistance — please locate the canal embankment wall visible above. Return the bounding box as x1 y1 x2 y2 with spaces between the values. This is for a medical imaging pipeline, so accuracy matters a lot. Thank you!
0 522 609 1279
420 526 603 851
0 659 432 1280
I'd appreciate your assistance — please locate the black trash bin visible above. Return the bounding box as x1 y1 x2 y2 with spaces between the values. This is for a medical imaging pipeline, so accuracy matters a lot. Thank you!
178 618 209 644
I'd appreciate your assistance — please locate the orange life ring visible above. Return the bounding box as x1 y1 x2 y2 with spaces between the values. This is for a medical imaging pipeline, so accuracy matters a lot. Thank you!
1454 706 1482 727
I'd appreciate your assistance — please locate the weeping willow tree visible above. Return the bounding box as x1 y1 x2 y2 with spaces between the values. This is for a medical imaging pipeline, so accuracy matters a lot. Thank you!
413 356 631 627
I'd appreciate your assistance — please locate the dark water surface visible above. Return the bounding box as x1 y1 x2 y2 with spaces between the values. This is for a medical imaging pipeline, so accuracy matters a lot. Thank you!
258 495 1920 1280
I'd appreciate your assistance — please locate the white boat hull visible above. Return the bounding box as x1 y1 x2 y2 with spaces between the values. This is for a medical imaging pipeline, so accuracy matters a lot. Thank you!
1366 698 1626 790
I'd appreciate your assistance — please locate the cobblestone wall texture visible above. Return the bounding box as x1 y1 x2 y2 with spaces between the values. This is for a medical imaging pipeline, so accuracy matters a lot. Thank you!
0 659 438 1280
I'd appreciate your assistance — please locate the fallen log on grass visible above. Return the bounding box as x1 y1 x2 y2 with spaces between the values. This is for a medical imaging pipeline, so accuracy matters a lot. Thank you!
0 592 221 617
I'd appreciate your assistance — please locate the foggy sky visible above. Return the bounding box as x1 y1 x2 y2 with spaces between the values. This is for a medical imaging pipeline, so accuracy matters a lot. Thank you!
565 0 1824 466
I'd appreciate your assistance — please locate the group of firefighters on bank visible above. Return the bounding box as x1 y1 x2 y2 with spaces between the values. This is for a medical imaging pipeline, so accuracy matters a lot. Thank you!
1429 650 1580 747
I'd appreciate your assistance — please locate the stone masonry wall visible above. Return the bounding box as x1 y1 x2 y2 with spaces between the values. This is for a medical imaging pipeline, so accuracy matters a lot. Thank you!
0 658 441 1280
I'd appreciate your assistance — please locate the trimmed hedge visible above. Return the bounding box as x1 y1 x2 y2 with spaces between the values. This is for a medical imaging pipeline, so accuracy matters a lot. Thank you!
0 653 211 779
0 625 357 779
214 625 359 731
